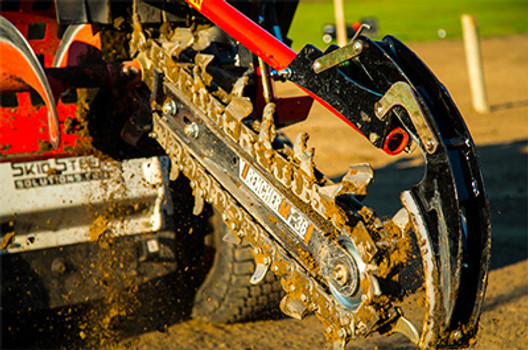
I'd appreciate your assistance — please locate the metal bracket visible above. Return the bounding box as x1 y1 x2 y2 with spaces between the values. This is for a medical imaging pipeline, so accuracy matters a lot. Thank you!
375 81 438 154
312 24 371 74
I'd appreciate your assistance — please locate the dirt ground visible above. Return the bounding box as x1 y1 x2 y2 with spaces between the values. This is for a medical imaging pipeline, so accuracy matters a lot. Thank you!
4 35 527 350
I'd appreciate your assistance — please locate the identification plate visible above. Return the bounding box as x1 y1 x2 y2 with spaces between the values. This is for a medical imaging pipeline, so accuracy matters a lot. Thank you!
239 159 314 244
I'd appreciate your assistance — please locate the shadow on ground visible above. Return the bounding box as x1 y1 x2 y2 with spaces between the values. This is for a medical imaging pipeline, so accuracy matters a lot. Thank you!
1 269 197 349
360 139 528 270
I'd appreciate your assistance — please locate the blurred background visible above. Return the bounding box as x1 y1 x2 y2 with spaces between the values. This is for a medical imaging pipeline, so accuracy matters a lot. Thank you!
288 0 527 49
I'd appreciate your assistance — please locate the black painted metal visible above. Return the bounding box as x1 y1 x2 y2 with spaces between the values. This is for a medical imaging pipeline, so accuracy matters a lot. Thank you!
381 36 491 348
287 34 490 348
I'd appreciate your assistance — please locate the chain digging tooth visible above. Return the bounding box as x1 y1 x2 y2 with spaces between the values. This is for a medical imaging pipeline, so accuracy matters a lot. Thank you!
391 207 411 235
272 156 293 188
169 159 180 180
195 54 214 82
293 132 318 179
192 187 205 215
279 294 308 320
164 27 194 59
317 184 345 202
293 132 309 158
392 313 420 345
299 147 316 178
225 96 253 122
222 230 242 245
231 76 250 97
250 262 270 285
342 163 374 196
258 102 277 143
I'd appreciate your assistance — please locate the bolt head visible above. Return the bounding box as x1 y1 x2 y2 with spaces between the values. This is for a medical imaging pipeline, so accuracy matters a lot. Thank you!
184 123 199 139
162 100 177 116
353 41 363 53
425 140 436 152
332 263 349 286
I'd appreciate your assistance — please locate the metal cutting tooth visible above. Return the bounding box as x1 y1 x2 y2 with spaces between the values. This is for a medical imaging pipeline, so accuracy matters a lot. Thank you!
258 102 277 146
293 131 309 157
341 163 374 196
292 132 318 178
225 96 253 122
299 147 316 178
250 262 270 285
279 294 308 320
317 184 345 202
231 75 250 97
222 230 241 244
164 27 194 59
169 158 180 180
193 187 205 215
392 314 420 345
392 207 411 234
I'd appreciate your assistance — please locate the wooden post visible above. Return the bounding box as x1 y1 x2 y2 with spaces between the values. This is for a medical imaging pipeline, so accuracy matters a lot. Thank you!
461 14 490 113
333 0 347 47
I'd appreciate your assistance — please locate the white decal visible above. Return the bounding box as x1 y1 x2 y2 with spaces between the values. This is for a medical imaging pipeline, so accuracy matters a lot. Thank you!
239 159 314 243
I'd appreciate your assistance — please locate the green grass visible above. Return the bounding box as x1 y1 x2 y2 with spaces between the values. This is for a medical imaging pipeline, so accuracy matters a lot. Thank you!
288 0 528 50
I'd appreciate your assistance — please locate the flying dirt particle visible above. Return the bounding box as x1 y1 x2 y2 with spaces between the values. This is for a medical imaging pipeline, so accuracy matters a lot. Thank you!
113 17 125 30
89 216 109 241
1 231 15 249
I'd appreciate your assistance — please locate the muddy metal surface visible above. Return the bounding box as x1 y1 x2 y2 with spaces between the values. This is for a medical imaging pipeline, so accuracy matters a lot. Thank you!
2 35 527 350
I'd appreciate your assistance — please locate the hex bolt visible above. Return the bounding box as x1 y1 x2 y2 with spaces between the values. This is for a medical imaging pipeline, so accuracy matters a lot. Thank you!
426 140 435 151
184 122 199 139
162 100 178 116
352 40 363 54
279 68 292 79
